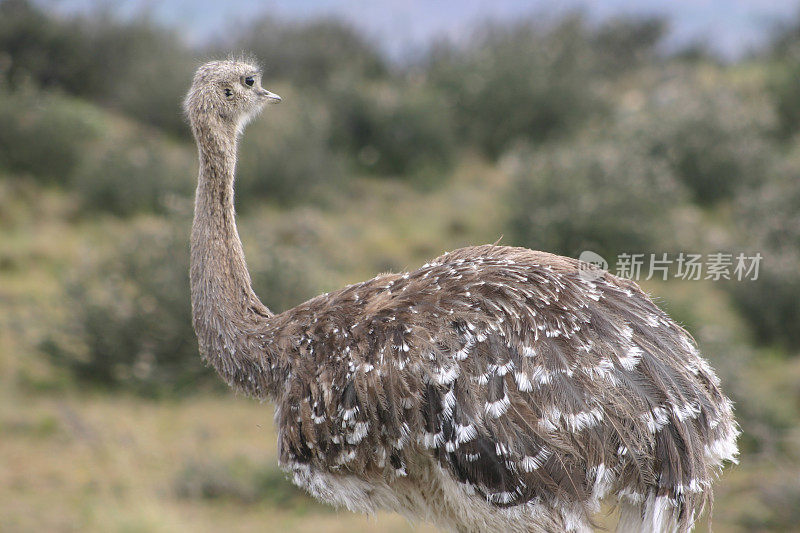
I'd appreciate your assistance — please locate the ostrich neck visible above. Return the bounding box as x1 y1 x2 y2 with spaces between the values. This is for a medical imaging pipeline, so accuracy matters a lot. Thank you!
189 120 281 398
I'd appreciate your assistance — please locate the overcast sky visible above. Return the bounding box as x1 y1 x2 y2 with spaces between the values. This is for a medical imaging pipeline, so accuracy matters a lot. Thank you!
43 0 799 59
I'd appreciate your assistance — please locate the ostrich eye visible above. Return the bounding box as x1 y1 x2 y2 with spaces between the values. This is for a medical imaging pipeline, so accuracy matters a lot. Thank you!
244 76 255 87
224 88 233 97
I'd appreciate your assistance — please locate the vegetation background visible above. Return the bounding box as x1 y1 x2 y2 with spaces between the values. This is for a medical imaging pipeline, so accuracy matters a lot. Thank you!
1 0 800 530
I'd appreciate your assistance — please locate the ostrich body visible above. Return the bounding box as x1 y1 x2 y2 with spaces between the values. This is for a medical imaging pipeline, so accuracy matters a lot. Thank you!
185 60 738 533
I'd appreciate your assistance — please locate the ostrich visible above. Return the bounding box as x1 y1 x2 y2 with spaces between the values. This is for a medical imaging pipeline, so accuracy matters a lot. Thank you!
184 59 738 533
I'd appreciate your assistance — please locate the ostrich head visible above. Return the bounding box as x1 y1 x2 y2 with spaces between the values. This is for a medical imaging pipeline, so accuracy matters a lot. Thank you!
184 59 281 135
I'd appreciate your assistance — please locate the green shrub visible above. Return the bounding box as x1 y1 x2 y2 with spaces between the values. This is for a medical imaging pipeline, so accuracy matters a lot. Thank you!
765 18 800 138
236 93 343 207
326 81 456 178
0 0 91 92
42 216 316 396
229 17 386 87
426 16 604 158
729 167 800 349
731 260 800 350
0 88 100 182
768 53 800 139
0 0 194 135
590 17 666 75
506 139 684 260
0 86 196 216
42 217 206 395
103 33 194 137
71 140 194 216
613 67 774 205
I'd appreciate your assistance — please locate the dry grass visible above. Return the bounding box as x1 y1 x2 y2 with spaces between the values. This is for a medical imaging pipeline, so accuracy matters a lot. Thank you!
0 391 441 532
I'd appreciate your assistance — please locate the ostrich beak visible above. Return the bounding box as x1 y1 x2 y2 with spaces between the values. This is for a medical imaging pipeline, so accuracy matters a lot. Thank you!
260 89 282 103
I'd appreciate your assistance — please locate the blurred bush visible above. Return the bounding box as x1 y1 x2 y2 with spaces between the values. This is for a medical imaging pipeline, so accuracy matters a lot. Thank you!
326 81 456 177
506 138 684 260
0 0 194 135
0 0 91 92
41 217 207 395
0 88 101 183
766 16 800 138
613 68 775 205
590 17 666 76
0 84 197 216
71 139 195 216
42 216 316 396
426 16 606 158
236 93 343 207
102 31 194 137
767 49 800 138
729 165 800 350
229 17 386 87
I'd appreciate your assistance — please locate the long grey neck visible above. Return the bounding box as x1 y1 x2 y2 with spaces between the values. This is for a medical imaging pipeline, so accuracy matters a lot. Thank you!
189 118 280 398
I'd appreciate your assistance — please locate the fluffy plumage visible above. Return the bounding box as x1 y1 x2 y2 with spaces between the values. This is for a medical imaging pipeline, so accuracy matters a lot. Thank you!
267 246 738 532
185 60 738 533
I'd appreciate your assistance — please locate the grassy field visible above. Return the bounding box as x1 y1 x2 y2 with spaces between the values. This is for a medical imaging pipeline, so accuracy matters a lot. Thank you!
0 391 442 533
